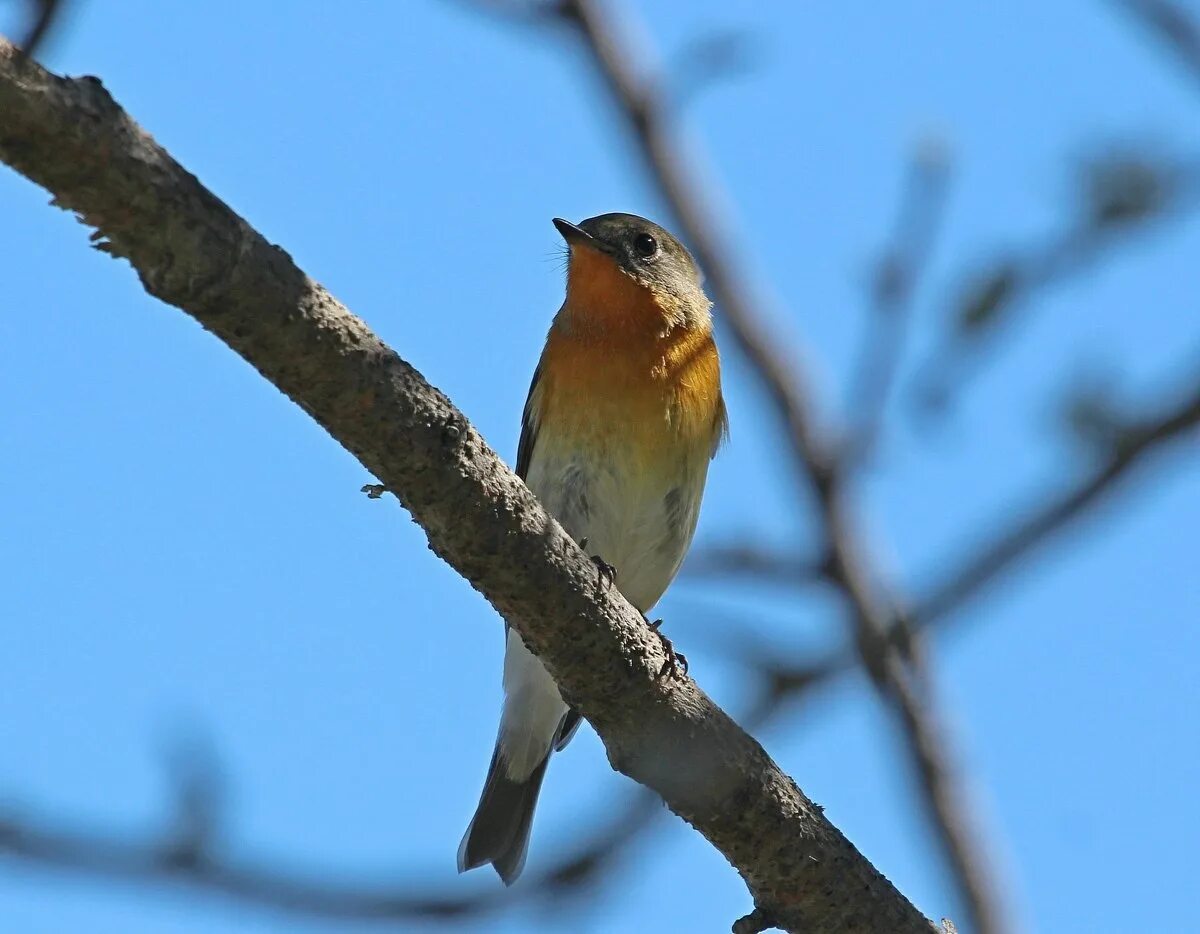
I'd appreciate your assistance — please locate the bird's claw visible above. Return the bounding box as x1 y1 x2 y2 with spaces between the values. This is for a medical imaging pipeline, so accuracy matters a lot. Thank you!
578 538 617 589
590 554 617 590
648 618 689 681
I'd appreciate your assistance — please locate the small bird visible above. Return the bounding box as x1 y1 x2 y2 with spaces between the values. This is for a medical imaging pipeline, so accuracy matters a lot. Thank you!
457 213 727 885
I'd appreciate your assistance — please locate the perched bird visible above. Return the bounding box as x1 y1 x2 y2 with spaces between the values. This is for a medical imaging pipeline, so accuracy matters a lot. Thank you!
457 213 727 885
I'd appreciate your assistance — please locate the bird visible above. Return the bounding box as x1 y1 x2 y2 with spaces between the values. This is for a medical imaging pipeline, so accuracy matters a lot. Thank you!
457 213 727 886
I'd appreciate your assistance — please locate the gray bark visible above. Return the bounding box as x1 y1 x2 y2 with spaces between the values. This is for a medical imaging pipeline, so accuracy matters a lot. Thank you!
0 40 935 933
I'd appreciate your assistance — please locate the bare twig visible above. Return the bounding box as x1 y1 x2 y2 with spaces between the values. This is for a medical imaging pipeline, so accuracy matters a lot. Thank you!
3 623 849 926
535 2 1010 931
693 361 1200 626
0 808 502 920
683 542 828 586
913 149 1199 418
915 364 1200 627
667 29 757 111
847 138 952 461
693 363 1200 695
0 791 665 922
1114 0 1200 88
10 0 67 58
0 38 935 933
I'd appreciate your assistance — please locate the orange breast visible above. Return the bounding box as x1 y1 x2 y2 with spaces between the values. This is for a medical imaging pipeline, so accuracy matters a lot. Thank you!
534 298 724 465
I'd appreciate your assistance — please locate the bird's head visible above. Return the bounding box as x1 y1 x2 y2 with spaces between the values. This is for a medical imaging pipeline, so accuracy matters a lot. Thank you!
553 213 710 331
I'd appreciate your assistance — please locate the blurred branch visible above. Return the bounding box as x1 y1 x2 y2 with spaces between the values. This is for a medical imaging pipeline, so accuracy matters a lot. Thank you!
0 807 504 921
711 625 857 728
913 147 1200 418
667 29 757 110
0 788 664 923
684 542 829 586
1115 0 1200 87
846 138 952 461
0 38 934 934
530 1 1009 931
1 650 829 926
700 361 1200 709
914 361 1200 626
6 649 832 928
8 0 66 58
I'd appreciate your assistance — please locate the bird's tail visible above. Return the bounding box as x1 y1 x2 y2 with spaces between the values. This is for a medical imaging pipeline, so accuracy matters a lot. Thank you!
457 743 550 886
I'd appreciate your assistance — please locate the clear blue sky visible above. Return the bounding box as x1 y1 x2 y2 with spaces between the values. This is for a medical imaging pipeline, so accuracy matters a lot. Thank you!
2 1 1198 931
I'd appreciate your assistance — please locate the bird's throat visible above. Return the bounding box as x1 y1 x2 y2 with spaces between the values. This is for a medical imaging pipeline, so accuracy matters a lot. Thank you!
562 247 676 338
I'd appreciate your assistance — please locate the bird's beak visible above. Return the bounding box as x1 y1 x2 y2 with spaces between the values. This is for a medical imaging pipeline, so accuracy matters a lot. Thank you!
553 217 603 253
554 217 621 272
554 216 648 303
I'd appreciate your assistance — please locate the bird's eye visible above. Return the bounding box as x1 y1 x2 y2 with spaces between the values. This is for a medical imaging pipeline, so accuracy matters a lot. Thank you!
633 232 658 259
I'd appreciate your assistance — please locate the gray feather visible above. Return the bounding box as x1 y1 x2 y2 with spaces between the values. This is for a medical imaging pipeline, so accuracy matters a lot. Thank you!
458 745 550 886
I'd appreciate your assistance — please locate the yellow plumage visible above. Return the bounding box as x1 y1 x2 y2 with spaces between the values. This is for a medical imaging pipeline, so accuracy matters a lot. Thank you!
460 213 724 887
531 245 726 468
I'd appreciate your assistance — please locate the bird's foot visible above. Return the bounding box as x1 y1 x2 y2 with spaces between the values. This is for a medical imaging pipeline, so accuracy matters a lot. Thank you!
590 555 617 590
579 538 617 590
647 616 689 681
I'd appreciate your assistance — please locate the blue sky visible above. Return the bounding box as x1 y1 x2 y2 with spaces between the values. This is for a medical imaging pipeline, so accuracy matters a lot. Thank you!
2 1 1198 932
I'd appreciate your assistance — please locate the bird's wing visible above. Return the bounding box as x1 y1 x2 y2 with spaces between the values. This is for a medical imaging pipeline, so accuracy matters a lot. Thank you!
515 362 542 481
513 360 584 751
712 391 729 458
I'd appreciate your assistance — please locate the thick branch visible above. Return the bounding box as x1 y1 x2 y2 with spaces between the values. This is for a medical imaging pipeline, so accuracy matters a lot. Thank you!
0 39 933 933
545 2 1008 931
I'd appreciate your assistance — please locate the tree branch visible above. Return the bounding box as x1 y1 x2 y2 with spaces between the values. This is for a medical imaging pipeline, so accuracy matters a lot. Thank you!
913 147 1199 418
1114 0 1200 88
683 543 829 587
538 2 1010 931
690 363 1200 714
846 140 951 461
0 807 501 921
914 366 1200 627
691 364 1200 627
0 38 934 933
1 653 835 927
0 790 665 922
8 0 65 58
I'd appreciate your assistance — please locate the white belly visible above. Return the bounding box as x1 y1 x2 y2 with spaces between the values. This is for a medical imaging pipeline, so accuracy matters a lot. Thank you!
497 431 709 780
524 443 707 613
